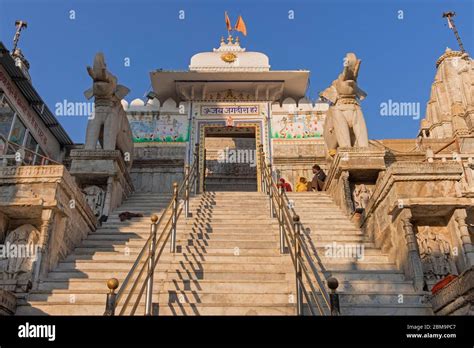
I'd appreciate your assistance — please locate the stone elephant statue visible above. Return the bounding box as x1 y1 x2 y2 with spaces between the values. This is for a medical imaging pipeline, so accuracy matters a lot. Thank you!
84 53 133 166
321 53 369 153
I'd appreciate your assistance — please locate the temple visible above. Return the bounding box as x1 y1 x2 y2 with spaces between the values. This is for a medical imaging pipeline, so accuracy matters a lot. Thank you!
0 24 473 316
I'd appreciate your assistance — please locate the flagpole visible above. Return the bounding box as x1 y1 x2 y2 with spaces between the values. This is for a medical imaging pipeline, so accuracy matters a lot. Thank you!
443 11 465 53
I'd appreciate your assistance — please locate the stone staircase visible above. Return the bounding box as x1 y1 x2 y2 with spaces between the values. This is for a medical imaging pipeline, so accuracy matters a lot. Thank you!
16 190 433 315
16 191 295 315
286 192 433 315
157 191 294 315
15 194 173 315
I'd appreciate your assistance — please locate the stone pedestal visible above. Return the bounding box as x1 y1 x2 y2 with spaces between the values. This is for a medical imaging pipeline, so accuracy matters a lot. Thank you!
69 149 134 219
325 147 386 216
0 289 16 315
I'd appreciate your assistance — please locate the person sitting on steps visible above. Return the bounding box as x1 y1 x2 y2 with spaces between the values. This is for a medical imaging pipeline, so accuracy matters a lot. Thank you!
296 177 310 192
309 164 326 191
278 178 293 192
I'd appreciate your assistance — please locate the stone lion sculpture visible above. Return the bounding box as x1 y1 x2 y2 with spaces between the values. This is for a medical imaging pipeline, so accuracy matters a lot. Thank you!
321 53 369 152
84 53 133 164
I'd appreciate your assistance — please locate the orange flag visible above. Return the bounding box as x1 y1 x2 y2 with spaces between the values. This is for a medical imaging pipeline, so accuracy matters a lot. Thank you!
225 12 232 31
234 15 247 36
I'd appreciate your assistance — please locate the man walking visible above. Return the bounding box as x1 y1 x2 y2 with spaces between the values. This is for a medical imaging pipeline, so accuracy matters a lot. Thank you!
309 164 326 191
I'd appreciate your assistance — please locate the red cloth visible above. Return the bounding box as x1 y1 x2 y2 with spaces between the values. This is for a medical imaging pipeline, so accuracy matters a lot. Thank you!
431 274 458 295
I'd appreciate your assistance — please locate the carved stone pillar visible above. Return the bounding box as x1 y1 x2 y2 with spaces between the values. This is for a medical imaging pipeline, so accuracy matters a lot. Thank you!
341 171 354 214
401 211 425 292
32 209 54 289
454 209 474 268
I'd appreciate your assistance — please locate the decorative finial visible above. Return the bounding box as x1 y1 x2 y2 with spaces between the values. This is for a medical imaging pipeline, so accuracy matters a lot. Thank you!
235 36 240 46
227 34 233 44
220 36 225 45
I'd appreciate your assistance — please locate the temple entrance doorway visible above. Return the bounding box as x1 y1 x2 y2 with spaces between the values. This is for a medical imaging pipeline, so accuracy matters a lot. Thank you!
200 125 260 192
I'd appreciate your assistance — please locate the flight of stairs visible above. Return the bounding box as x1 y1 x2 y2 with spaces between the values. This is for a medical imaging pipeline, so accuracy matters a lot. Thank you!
158 191 294 315
286 192 433 315
16 192 295 315
15 194 173 315
16 190 433 315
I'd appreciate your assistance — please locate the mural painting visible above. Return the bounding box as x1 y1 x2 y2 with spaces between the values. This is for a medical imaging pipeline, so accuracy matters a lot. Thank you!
129 115 189 143
271 113 323 139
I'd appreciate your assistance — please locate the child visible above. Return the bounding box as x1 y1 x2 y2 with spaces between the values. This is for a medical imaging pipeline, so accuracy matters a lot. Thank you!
296 177 309 192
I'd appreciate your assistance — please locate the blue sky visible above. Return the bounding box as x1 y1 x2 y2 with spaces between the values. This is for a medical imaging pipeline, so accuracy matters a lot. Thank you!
0 0 472 143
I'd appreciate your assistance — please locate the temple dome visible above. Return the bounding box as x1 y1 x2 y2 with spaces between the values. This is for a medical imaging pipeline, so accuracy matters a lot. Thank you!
189 36 270 72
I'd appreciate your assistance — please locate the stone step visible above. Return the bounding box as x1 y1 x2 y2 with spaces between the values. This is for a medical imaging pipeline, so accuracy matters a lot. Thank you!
26 291 293 305
87 232 279 241
321 270 407 282
338 292 428 306
321 280 415 292
56 260 292 272
318 262 398 271
336 304 434 316
74 246 281 256
36 279 164 291
47 269 288 282
16 302 296 316
176 240 279 249
164 279 293 293
65 253 287 263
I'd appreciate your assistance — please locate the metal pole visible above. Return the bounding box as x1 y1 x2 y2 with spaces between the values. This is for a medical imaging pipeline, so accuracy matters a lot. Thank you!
279 185 285 254
443 12 465 53
104 278 119 316
145 215 158 315
268 164 274 218
327 277 340 316
193 143 199 195
184 165 190 218
293 215 303 315
170 182 179 253
258 144 265 193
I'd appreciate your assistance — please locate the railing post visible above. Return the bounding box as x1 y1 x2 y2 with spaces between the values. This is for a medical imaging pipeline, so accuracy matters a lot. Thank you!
279 185 285 253
293 215 303 315
170 182 179 253
145 214 158 315
184 165 190 218
193 143 199 195
258 144 265 193
327 277 340 316
104 278 119 316
268 164 275 218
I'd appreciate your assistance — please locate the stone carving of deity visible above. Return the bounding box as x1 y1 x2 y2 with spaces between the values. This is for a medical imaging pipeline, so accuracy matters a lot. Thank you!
83 185 106 217
0 224 40 280
353 184 371 210
416 228 457 280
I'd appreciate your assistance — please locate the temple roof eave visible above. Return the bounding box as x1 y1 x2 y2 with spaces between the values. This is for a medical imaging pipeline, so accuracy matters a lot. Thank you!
149 70 310 104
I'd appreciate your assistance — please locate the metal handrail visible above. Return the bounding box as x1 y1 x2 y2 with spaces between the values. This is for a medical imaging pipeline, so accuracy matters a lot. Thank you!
104 144 200 316
258 146 339 316
0 133 60 165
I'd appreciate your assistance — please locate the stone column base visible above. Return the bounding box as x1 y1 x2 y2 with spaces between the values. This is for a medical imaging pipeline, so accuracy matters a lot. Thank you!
0 288 17 315
69 149 134 219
